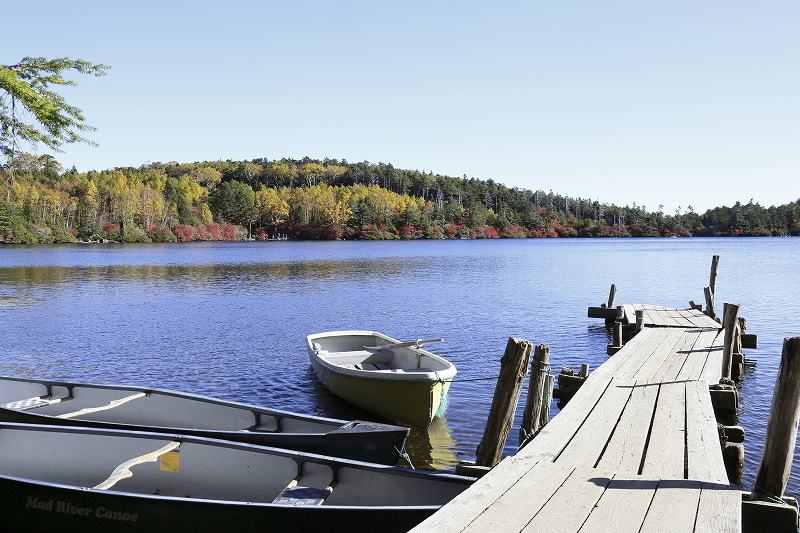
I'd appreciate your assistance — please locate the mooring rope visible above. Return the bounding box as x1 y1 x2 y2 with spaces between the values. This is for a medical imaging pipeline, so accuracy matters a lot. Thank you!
449 375 501 382
395 444 415 470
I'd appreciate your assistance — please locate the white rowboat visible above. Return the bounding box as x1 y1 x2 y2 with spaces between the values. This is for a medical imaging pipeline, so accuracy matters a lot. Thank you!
307 331 457 429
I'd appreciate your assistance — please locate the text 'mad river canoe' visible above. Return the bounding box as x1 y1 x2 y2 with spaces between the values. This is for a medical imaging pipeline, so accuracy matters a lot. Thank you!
0 375 408 465
306 331 457 429
0 422 474 533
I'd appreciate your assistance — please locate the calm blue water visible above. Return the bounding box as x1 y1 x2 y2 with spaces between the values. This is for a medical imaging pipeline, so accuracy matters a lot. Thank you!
0 238 798 495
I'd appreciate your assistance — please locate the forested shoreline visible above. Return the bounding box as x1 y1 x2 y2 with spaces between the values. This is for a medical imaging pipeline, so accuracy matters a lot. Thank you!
1 154 798 244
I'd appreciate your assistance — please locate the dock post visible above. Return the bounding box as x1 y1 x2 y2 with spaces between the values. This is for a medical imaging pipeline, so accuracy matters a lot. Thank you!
476 337 532 467
709 254 720 296
752 337 800 502
721 302 740 380
635 309 644 332
606 284 617 308
704 287 716 320
607 321 623 355
603 285 617 325
519 344 550 446
538 374 554 429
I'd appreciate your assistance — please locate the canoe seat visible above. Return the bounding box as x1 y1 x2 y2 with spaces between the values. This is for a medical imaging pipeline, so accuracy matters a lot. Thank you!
1 395 70 411
273 474 335 506
324 351 393 366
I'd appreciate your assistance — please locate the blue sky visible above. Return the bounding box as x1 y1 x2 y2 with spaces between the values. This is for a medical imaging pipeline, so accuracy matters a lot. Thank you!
6 1 798 214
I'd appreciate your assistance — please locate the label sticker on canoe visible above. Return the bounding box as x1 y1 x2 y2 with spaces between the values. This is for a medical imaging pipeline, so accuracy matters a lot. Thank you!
159 450 180 472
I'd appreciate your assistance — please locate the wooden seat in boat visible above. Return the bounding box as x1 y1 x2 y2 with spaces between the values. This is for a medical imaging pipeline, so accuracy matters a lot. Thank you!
272 473 335 506
1 395 71 411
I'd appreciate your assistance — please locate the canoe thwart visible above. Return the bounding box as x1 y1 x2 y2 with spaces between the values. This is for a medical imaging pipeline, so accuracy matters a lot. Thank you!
93 441 181 490
57 392 148 419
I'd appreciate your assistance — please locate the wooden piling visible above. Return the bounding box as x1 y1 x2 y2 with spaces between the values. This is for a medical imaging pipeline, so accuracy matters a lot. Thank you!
476 337 532 467
709 254 720 296
538 374 554 429
721 302 740 380
520 344 550 446
704 287 716 320
752 337 800 502
607 284 617 308
608 321 624 355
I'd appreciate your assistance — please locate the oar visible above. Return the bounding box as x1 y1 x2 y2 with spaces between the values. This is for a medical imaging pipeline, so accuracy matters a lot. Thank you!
365 338 443 351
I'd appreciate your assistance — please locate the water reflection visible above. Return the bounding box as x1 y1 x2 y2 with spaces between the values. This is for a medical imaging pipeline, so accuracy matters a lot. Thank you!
403 417 459 471
0 259 425 288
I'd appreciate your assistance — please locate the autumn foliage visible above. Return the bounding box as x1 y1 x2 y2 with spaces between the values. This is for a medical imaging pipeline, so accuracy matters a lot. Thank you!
1 155 798 243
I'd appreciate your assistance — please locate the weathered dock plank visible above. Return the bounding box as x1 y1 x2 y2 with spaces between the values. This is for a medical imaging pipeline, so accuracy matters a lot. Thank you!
676 329 723 381
553 379 635 466
641 381 687 478
595 382 659 473
695 483 742 533
577 476 659 532
518 467 611 533
639 480 703 533
458 461 573 533
686 379 729 482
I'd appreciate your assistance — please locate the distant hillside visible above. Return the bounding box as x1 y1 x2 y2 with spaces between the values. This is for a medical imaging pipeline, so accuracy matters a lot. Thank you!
1 154 798 243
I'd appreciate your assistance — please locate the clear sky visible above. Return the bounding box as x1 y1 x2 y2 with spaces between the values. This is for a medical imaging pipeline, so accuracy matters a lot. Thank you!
6 1 798 214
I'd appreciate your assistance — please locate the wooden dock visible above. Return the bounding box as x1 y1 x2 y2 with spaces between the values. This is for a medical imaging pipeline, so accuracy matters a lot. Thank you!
412 307 741 532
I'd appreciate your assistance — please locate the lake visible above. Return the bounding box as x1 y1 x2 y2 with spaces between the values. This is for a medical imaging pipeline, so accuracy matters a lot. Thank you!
0 238 798 496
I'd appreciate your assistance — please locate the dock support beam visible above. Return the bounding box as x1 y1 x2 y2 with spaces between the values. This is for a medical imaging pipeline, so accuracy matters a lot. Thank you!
475 337 532 467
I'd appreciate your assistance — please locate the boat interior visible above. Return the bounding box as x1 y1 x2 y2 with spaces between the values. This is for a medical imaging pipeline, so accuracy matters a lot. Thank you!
0 425 466 506
0 378 332 433
311 335 450 373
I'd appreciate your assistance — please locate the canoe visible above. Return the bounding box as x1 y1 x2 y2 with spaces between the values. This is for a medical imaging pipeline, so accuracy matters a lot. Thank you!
306 331 457 429
0 422 473 533
0 375 408 465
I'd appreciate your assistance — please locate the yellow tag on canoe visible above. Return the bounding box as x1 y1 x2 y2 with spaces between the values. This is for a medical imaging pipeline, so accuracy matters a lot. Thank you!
159 451 180 472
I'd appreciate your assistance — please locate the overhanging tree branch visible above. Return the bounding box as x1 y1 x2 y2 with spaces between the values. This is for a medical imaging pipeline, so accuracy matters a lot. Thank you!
0 56 110 158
